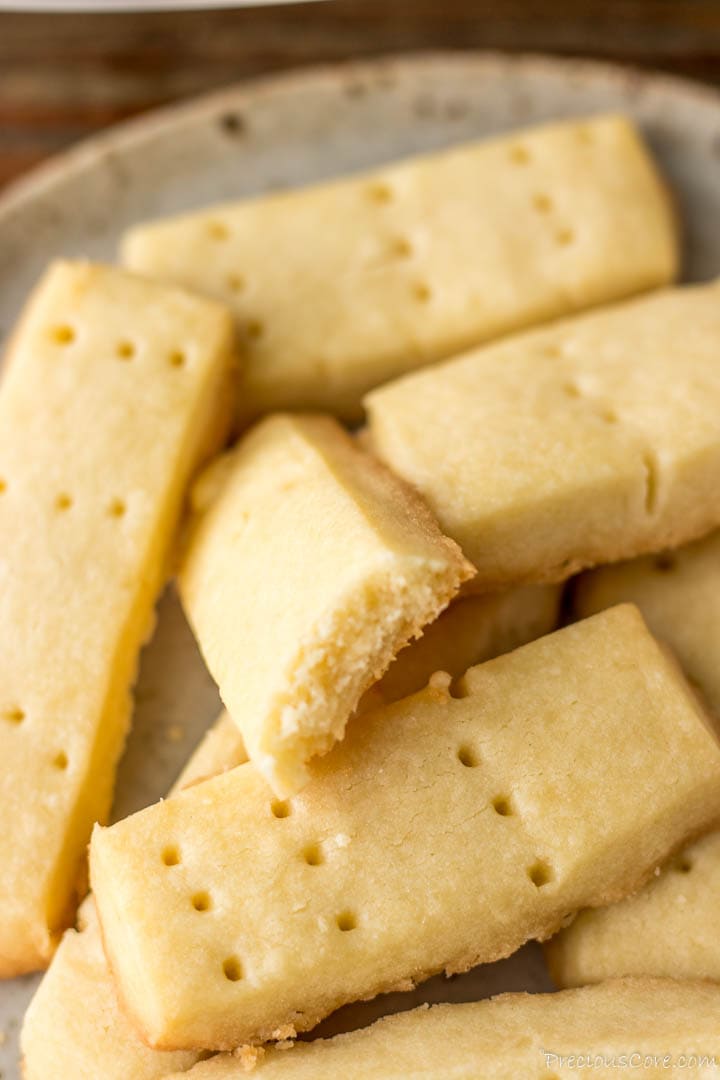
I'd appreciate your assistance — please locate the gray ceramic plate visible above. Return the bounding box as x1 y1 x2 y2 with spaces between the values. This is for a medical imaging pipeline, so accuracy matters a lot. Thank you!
1 51 720 1078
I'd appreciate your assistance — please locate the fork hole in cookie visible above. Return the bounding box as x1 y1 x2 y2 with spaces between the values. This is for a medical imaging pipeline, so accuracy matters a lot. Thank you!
336 911 357 933
303 843 324 867
528 860 553 888
207 221 230 241
222 956 243 981
244 319 264 342
457 744 479 768
367 181 393 204
191 891 212 912
51 324 75 346
413 281 432 304
161 845 181 867
226 273 246 294
532 192 553 214
116 340 135 361
108 498 126 518
53 750 69 771
674 857 693 874
492 795 513 816
55 493 73 512
271 799 291 819
169 349 187 369
555 226 575 247
390 235 413 259
509 144 531 165
4 707 24 725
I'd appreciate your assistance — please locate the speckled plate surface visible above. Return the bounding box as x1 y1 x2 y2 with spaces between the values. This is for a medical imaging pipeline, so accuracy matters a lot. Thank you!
2 51 720 1078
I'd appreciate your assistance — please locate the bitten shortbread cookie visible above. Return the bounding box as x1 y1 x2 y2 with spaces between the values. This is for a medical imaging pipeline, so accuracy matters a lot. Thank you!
21 711 244 1080
122 115 677 420
546 531 720 987
365 281 720 589
90 606 720 1051
0 261 236 976
178 413 474 797
168 978 720 1079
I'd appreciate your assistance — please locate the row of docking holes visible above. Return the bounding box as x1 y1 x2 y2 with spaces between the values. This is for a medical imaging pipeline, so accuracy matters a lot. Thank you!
49 324 191 368
158 741 554 985
203 140 576 313
557 379 660 516
1 707 68 771
0 480 127 520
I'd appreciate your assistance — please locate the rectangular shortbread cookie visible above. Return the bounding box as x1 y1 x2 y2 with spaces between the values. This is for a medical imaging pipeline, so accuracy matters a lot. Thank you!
90 606 720 1050
122 115 677 421
573 528 720 715
0 261 235 976
546 530 720 987
21 711 244 1080
546 830 720 990
168 978 720 1079
365 281 720 589
178 413 474 796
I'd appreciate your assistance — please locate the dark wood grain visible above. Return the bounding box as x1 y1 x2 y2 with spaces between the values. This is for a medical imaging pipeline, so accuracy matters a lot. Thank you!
2 0 720 191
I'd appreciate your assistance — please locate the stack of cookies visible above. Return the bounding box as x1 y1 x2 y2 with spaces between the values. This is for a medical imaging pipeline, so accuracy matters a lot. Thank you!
5 114 720 1078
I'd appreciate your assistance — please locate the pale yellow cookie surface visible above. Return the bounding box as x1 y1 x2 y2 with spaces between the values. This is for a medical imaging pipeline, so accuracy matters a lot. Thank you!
573 529 720 714
366 281 720 589
174 710 248 790
21 710 241 1080
547 831 720 988
546 531 720 987
122 115 676 421
179 413 474 797
0 261 235 976
169 979 720 1080
368 584 561 705
90 606 720 1050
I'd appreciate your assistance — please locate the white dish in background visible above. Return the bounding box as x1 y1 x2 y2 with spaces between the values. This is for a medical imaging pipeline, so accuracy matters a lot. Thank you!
1 51 720 1079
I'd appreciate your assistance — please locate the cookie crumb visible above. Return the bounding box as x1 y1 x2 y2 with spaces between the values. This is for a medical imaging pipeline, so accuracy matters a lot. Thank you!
270 1024 296 1041
232 1045 265 1072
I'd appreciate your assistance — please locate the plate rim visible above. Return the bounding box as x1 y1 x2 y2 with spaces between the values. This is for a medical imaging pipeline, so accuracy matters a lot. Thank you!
3 49 720 220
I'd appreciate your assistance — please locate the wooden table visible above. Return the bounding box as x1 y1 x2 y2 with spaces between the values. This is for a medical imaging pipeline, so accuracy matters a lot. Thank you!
2 0 720 192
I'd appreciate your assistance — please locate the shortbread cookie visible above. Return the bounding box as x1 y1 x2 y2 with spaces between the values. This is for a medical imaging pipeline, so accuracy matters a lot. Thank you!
178 413 474 797
365 281 720 589
175 710 248 789
369 584 561 705
122 115 676 420
573 528 720 714
90 606 720 1050
21 711 240 1080
546 831 720 988
546 532 720 987
21 902 200 1080
168 978 720 1079
0 261 235 976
